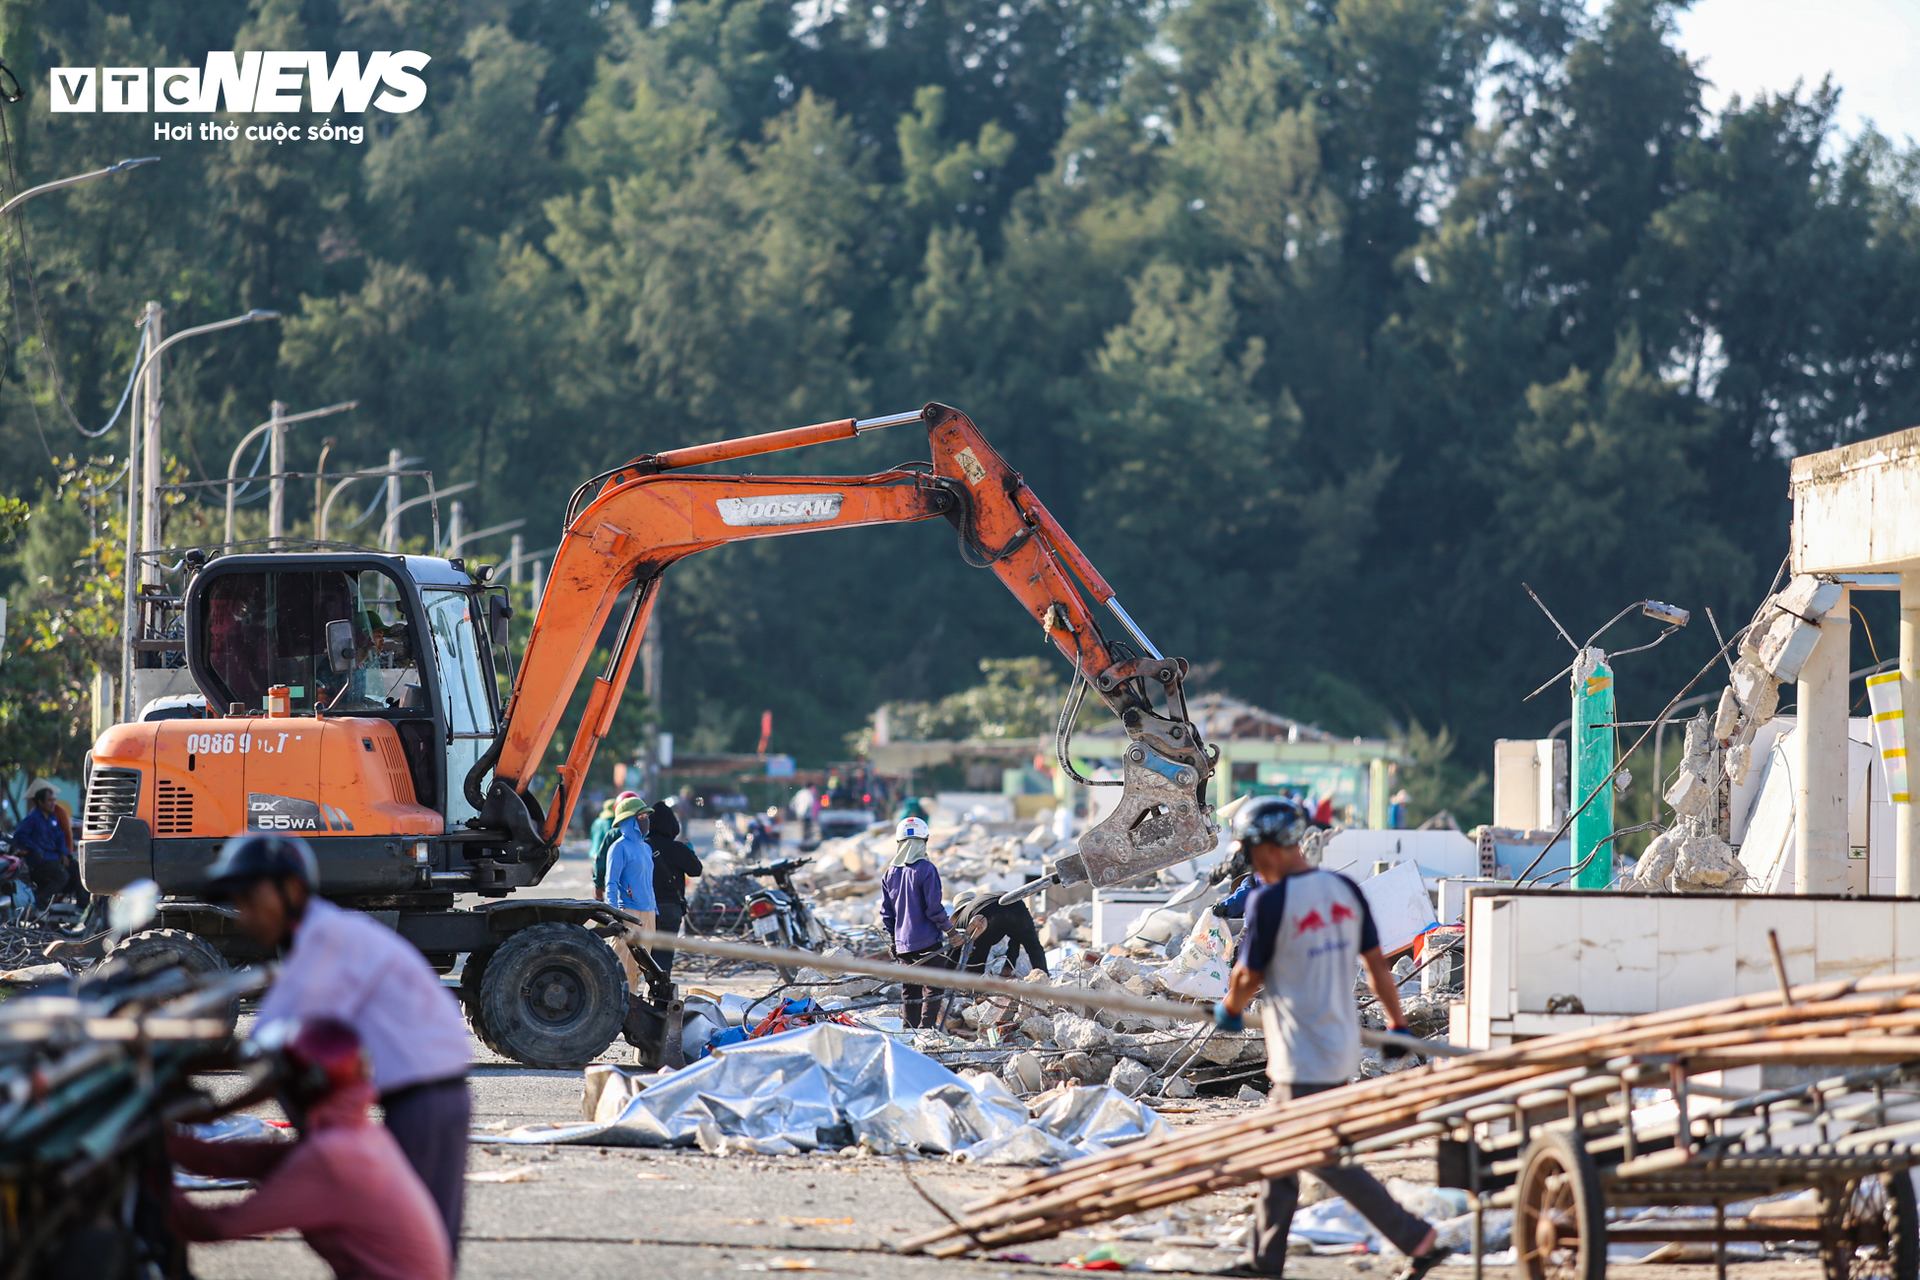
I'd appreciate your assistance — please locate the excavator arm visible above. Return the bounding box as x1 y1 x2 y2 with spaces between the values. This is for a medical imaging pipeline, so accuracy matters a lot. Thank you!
471 403 1216 890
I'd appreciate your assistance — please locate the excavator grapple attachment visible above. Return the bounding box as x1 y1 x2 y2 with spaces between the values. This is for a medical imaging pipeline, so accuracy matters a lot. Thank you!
1053 707 1218 888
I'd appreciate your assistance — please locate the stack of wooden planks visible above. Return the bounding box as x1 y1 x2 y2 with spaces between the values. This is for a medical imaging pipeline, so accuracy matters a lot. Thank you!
900 972 1920 1256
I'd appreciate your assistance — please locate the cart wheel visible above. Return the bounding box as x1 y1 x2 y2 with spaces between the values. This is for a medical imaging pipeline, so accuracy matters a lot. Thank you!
1516 1130 1606 1280
1824 1174 1919 1280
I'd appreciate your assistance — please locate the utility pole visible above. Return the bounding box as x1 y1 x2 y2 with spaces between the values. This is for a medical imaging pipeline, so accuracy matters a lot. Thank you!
116 305 281 723
531 559 545 609
509 534 524 586
448 500 466 558
383 448 403 552
139 302 163 586
119 315 150 722
266 400 287 549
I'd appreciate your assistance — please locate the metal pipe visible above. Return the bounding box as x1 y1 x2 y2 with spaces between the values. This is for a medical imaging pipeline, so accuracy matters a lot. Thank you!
622 925 1474 1055
1104 597 1163 661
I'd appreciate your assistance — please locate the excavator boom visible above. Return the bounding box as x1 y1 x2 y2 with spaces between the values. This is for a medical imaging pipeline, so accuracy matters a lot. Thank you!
475 404 1216 890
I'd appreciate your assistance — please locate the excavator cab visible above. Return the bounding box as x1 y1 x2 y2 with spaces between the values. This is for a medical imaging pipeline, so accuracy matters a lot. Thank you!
83 553 517 901
187 554 499 827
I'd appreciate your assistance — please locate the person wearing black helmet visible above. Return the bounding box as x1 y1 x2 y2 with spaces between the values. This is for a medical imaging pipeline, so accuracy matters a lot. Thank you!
167 1017 452 1280
204 833 472 1257
1213 796 1444 1279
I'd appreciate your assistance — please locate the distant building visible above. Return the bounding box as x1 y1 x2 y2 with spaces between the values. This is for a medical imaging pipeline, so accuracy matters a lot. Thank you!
1070 694 1405 829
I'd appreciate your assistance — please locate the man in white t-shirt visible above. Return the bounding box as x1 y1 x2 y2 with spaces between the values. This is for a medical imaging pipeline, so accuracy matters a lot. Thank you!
1215 797 1442 1278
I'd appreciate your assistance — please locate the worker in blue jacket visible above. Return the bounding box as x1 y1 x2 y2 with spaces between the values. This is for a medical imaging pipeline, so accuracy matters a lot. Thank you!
603 794 656 992
13 784 71 909
879 816 953 1028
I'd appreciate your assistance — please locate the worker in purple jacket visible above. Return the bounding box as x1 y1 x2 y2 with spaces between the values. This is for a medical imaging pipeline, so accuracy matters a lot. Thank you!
879 815 953 1029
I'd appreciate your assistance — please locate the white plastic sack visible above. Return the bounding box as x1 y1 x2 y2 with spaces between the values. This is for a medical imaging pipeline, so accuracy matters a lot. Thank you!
1157 910 1234 1000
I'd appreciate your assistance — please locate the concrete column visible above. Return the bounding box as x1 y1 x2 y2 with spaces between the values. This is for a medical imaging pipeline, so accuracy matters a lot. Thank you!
1796 587 1852 894
1900 574 1920 895
1368 758 1389 830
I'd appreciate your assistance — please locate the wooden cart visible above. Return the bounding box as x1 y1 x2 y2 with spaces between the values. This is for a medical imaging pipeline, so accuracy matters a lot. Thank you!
1425 1060 1920 1280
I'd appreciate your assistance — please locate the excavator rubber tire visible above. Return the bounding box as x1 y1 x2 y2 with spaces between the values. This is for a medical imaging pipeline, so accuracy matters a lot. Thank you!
476 922 626 1069
106 928 237 1031
460 947 509 1058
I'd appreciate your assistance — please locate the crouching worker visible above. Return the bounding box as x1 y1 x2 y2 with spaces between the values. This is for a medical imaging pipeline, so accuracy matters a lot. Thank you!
1213 797 1443 1280
169 1017 452 1280
204 834 473 1257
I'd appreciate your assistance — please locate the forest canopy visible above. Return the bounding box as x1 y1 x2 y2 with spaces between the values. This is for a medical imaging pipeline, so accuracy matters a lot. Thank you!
2 0 1917 815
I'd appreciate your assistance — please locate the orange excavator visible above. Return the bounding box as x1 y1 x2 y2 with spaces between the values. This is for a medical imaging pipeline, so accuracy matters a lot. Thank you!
81 404 1217 1067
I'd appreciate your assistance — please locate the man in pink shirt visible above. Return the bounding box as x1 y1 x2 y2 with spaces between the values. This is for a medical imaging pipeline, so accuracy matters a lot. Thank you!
169 1017 451 1280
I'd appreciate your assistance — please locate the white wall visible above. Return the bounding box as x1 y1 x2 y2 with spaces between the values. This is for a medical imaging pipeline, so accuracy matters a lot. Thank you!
1464 889 1920 1048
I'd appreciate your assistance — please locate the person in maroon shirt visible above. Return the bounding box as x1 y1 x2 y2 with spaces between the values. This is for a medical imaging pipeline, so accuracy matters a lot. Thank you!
168 1018 451 1280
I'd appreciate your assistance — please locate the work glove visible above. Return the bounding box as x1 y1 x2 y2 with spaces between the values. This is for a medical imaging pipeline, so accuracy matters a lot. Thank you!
1380 1021 1413 1061
1212 1001 1245 1033
1209 901 1231 919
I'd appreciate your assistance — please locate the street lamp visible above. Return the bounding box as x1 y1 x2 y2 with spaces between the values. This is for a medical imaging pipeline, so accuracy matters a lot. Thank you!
119 306 281 721
387 480 475 552
0 156 158 218
222 399 357 547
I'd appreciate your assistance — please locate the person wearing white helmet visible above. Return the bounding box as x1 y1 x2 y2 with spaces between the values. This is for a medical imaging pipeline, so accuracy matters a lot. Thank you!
878 815 952 1028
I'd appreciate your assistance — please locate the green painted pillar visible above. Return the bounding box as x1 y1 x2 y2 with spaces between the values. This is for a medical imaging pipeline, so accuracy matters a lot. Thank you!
1572 647 1615 888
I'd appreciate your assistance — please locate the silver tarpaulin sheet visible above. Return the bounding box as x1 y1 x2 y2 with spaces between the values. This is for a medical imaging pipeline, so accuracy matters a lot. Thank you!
483 1023 1169 1164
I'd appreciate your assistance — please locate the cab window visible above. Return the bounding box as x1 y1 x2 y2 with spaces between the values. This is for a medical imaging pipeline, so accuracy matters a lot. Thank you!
201 568 422 715
422 590 496 824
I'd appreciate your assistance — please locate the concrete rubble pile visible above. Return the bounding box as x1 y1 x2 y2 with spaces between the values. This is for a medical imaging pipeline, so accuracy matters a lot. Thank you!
698 815 1456 1105
1628 576 1831 893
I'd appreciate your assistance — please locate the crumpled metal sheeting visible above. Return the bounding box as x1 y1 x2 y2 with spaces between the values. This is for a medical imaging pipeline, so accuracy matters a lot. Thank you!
487 1024 1167 1164
957 1088 1172 1166
1031 1082 1170 1151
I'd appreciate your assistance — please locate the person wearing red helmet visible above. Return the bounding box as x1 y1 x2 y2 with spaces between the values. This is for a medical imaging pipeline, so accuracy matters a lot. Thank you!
167 1017 451 1280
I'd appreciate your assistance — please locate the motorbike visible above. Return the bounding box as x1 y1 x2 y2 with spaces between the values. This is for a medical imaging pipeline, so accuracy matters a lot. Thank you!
737 856 825 981
748 808 783 857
